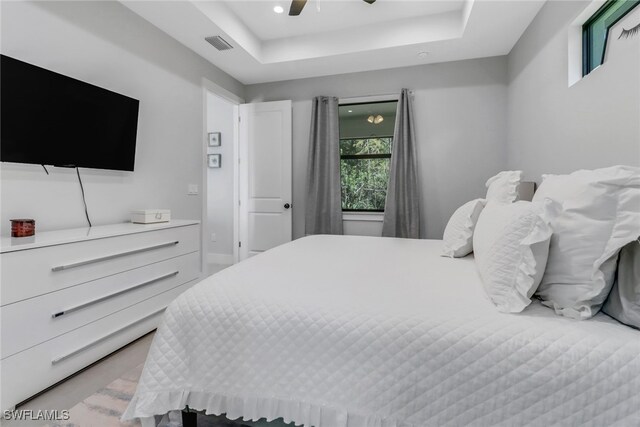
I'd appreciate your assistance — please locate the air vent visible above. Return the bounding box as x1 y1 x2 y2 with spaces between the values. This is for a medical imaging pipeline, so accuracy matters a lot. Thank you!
205 35 233 51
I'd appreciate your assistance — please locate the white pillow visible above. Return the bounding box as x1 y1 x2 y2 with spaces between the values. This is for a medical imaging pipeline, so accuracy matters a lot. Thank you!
474 200 557 313
441 199 486 257
485 171 522 203
533 165 640 319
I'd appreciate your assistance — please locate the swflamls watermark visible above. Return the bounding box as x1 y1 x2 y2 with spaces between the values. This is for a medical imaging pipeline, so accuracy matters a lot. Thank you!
2 409 70 421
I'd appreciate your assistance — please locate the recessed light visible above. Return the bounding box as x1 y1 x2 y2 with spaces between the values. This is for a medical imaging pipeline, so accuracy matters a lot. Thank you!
273 5 284 14
348 109 353 113
418 51 429 58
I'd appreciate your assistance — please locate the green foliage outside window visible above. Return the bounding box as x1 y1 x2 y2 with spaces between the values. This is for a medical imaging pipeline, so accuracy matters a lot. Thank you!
340 137 392 211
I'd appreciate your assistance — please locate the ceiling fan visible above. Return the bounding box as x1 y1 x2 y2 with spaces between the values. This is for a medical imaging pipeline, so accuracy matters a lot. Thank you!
289 0 376 16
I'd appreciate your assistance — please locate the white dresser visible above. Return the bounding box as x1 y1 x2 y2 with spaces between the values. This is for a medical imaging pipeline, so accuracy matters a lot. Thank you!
0 220 201 410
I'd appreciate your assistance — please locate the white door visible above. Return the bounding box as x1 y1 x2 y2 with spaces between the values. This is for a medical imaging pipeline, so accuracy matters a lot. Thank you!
238 100 292 260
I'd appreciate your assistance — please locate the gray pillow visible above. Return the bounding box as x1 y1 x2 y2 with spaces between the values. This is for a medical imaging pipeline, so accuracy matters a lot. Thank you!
603 239 640 329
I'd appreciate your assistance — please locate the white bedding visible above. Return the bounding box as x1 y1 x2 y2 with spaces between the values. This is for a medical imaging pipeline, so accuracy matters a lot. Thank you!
124 235 640 427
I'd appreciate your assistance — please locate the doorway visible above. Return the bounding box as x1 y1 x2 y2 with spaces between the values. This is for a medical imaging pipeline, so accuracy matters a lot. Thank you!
201 80 293 272
201 79 242 275
237 100 293 260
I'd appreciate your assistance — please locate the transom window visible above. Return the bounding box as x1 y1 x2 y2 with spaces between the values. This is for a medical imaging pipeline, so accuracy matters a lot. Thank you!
338 101 397 212
583 0 639 76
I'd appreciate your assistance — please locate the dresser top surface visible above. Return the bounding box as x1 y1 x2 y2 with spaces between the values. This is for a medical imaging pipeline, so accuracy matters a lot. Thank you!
1 220 200 253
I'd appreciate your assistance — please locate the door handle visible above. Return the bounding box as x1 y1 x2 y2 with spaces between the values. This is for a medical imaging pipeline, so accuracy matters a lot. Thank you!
51 241 179 271
51 307 167 365
284 203 291 209
51 271 179 319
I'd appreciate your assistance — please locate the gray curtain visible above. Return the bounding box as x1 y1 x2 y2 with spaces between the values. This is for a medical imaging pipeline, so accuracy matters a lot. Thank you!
305 96 343 235
382 89 420 238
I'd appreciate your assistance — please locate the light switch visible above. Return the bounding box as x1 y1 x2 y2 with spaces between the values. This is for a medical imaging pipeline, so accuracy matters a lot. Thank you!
187 184 199 195
211 233 217 242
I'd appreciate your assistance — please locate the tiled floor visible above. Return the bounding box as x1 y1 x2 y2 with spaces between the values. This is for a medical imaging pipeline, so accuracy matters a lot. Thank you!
5 264 232 427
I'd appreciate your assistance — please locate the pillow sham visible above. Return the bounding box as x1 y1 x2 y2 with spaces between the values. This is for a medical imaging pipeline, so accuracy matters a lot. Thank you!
602 239 640 329
485 171 522 203
474 199 557 313
441 199 486 258
533 165 640 319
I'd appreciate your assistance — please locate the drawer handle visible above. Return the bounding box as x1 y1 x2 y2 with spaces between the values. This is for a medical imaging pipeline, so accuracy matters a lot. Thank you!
52 271 179 318
51 241 179 272
51 307 166 365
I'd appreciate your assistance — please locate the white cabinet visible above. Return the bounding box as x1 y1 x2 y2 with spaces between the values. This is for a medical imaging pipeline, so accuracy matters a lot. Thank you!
0 220 201 410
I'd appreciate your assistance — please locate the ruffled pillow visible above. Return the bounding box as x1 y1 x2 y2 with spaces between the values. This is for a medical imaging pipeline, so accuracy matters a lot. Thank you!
485 171 522 203
441 199 486 258
533 165 640 319
474 199 558 313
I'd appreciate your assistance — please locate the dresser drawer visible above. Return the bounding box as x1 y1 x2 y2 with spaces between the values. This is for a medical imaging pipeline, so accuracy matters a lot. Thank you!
1 251 199 360
1 224 199 306
0 279 196 410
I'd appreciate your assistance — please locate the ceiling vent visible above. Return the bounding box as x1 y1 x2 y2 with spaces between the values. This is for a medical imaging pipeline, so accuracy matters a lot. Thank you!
205 35 233 51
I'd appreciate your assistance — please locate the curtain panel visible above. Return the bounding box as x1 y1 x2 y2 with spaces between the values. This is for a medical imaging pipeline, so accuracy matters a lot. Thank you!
382 89 420 238
305 96 343 235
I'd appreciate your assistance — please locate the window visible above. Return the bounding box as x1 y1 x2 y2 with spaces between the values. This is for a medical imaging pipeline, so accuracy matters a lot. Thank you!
583 0 639 76
339 101 397 212
340 137 392 211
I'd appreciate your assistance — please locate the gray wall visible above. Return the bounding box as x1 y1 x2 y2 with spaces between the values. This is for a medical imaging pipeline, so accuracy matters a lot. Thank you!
206 93 235 259
9 1 634 243
0 1 244 232
245 57 509 239
507 1 640 179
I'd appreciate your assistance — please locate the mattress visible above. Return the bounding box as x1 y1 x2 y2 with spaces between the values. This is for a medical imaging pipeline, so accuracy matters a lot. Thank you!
124 235 640 427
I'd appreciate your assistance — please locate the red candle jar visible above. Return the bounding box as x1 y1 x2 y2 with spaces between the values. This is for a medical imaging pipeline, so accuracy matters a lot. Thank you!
10 219 35 237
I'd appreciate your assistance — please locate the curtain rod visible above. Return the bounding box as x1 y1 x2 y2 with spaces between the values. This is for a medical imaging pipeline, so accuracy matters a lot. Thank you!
338 91 412 103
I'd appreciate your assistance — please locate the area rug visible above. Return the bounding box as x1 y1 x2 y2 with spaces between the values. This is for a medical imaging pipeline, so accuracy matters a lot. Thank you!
47 364 290 427
48 364 144 427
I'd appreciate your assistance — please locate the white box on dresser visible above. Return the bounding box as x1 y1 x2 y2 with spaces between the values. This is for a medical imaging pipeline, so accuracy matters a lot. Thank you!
0 220 201 410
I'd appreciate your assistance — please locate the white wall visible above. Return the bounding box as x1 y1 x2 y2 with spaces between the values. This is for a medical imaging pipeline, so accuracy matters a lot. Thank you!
245 57 509 239
507 1 640 180
206 93 235 260
0 1 244 234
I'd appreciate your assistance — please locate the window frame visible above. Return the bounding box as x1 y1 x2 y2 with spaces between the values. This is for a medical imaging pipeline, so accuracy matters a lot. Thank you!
582 0 640 76
337 98 398 213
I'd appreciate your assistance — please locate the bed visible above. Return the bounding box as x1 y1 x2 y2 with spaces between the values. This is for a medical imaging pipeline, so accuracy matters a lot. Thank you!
124 235 640 427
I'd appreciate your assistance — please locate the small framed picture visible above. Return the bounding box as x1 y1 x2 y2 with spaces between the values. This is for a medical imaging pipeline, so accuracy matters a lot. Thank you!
208 154 221 168
208 132 221 147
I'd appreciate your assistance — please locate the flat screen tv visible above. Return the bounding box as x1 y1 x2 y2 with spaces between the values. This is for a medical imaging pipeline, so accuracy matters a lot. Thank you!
1 55 139 171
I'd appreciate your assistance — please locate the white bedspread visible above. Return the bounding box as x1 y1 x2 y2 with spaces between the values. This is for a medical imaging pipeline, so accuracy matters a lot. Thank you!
124 235 640 427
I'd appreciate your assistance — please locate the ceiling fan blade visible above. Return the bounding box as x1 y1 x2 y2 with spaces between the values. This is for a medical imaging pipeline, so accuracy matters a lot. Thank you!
363 0 376 4
289 0 308 16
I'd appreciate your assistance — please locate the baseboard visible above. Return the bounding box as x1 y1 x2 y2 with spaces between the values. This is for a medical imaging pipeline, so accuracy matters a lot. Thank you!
207 253 234 265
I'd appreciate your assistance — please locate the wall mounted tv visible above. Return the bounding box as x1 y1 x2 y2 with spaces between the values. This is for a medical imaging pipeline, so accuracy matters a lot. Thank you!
1 55 140 171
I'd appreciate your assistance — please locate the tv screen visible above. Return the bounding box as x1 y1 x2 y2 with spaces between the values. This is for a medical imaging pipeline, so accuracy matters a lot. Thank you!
1 55 139 171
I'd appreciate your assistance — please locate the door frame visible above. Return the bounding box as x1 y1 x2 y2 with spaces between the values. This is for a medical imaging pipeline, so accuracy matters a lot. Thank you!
201 78 244 274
